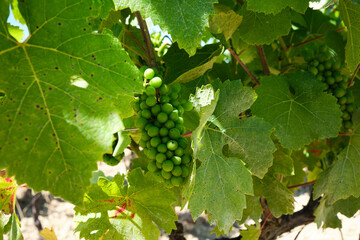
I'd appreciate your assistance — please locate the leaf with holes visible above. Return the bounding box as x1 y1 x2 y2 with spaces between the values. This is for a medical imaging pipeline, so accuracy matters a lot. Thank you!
251 72 342 149
0 0 143 205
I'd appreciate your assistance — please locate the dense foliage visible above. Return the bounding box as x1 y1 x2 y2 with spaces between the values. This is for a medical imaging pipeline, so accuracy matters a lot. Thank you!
1 0 360 239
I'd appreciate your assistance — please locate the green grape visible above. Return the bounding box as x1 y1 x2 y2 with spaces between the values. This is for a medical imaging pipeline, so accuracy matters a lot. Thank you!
170 99 180 107
135 117 147 128
177 106 184 115
102 154 121 166
165 120 175 129
166 151 174 158
317 64 325 72
171 83 181 93
161 169 172 179
160 95 170 103
182 154 191 164
169 128 181 139
342 111 351 120
164 179 173 188
161 103 174 114
156 153 167 163
157 144 167 153
150 137 161 147
159 127 169 137
339 82 347 89
344 120 353 129
167 140 178 151
334 88 346 98
144 123 153 131
142 109 152 119
324 83 329 90
162 136 170 144
170 176 184 187
169 110 179 121
171 166 182 176
147 147 157 160
145 86 156 96
144 68 155 79
159 84 170 95
147 161 157 172
153 170 164 182
309 67 318 75
139 140 146 148
140 94 147 101
176 117 184 125
150 77 163 88
148 126 159 137
324 71 332 77
141 131 150 141
180 99 186 105
335 74 343 83
324 61 332 69
181 165 190 177
346 94 354 104
156 161 162 169
131 101 141 112
311 60 319 67
175 147 184 156
146 141 151 149
162 160 174 172
326 77 335 85
154 120 162 128
333 62 341 70
171 156 182 165
157 112 168 123
146 96 157 107
151 104 161 116
170 92 178 100
178 137 188 149
140 101 149 110
346 103 356 113
182 102 193 111
340 104 346 111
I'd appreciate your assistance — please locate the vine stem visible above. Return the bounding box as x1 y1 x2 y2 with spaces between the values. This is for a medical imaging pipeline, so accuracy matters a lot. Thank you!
135 12 157 68
182 131 192 137
348 63 360 87
228 48 260 86
292 26 347 48
256 45 270 76
261 212 272 231
287 180 317 190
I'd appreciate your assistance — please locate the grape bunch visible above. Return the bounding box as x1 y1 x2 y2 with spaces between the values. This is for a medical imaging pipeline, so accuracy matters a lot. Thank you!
304 45 356 130
132 68 194 187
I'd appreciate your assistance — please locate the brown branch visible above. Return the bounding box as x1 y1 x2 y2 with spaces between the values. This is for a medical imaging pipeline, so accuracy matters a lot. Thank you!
287 180 317 190
228 48 260 86
293 27 347 48
349 63 360 87
256 45 270 76
135 12 157 68
182 131 192 137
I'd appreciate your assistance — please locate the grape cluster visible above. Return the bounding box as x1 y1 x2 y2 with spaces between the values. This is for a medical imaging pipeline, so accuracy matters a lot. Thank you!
132 68 194 187
304 45 356 130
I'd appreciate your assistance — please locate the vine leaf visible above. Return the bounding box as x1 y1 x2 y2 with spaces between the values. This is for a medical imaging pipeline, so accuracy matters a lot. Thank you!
0 177 17 214
114 0 218 56
314 111 360 204
246 0 309 14
237 6 292 45
339 0 360 72
78 168 177 234
0 0 143 205
251 72 342 149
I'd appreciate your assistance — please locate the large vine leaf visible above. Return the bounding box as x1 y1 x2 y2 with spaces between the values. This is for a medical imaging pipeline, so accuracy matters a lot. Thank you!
246 0 309 14
0 0 143 205
114 0 218 56
164 43 222 85
237 6 292 45
314 111 360 204
79 168 177 234
339 0 360 72
251 72 342 149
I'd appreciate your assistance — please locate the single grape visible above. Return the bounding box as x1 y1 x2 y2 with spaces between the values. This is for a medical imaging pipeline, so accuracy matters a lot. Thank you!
151 104 161 116
157 144 167 153
317 64 325 72
159 84 170 95
169 110 179 121
178 137 188 149
344 120 353 129
325 71 332 77
170 176 184 187
140 94 147 101
181 165 190 177
159 127 169 137
144 68 155 79
154 120 162 128
171 83 181 93
150 137 161 147
335 74 343 83
147 147 158 160
161 169 172 179
175 147 184 156
324 61 332 69
339 96 347 105
333 62 341 70
146 96 157 107
311 60 319 67
182 154 191 164
171 156 182 165
156 161 162 169
167 140 178 151
326 77 335 85
162 160 174 172
171 166 182 176
142 109 152 119
177 106 184 115
164 179 173 188
156 153 167 163
346 94 354 104
340 104 347 111
148 126 159 137
161 103 174 114
182 102 193 111
176 117 184 125
160 95 170 103
334 88 346 98
169 128 181 139
135 117 147 128
339 82 347 89
150 77 163 88
157 112 168 123
170 92 179 100
140 101 149 110
147 161 157 172
141 131 150 141
165 120 175 129
139 140 146 148
309 67 318 75
342 111 351 120
166 151 174 158
162 136 170 144
145 86 156 96
346 103 356 113
319 45 328 53
170 99 180 107
144 123 152 131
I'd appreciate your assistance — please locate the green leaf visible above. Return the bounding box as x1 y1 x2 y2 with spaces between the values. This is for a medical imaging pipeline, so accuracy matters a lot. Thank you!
251 72 342 149
270 140 294 176
115 0 218 56
239 195 262 224
0 213 11 237
0 0 143 205
212 80 276 177
237 7 292 45
9 214 22 240
209 4 243 40
247 0 309 14
340 0 360 72
253 175 294 218
0 177 17 214
314 197 342 229
314 111 360 203
240 224 261 240
81 168 177 234
164 43 222 85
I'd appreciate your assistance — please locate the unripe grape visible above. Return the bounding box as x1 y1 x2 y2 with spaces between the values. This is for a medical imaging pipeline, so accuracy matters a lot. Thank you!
151 104 161 116
318 64 325 72
161 103 173 114
161 169 172 179
156 153 167 163
333 62 341 70
166 151 174 158
144 68 155 79
171 156 182 165
311 60 319 67
325 71 332 77
169 110 179 121
309 67 318 75
145 86 156 96
170 92 178 100
139 140 146 148
142 109 152 119
154 120 162 128
148 126 159 137
317 75 324 81
132 101 141 111
181 165 190 177
160 95 170 103
182 154 191 164
147 161 157 172
146 141 151 149
170 176 184 187
157 144 167 153
172 166 182 176
346 94 354 104
162 136 170 144
140 101 149 110
346 103 356 113
150 77 162 88
335 74 343 83
159 127 169 137
140 94 147 101
334 88 346 98
342 111 351 120
183 102 193 111
167 140 178 151
159 84 170 95
344 120 353 129
146 96 157 107
339 82 347 89
164 179 173 188
157 112 168 123
162 160 174 172
165 120 175 129
147 147 158 160
175 147 184 156
178 137 188 149
171 83 181 93
135 117 147 128
324 61 332 69
326 77 335 85
170 99 180 107
150 137 161 147
340 104 346 111
141 131 150 141
169 128 181 139
176 117 184 125
156 161 162 169
144 123 152 131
